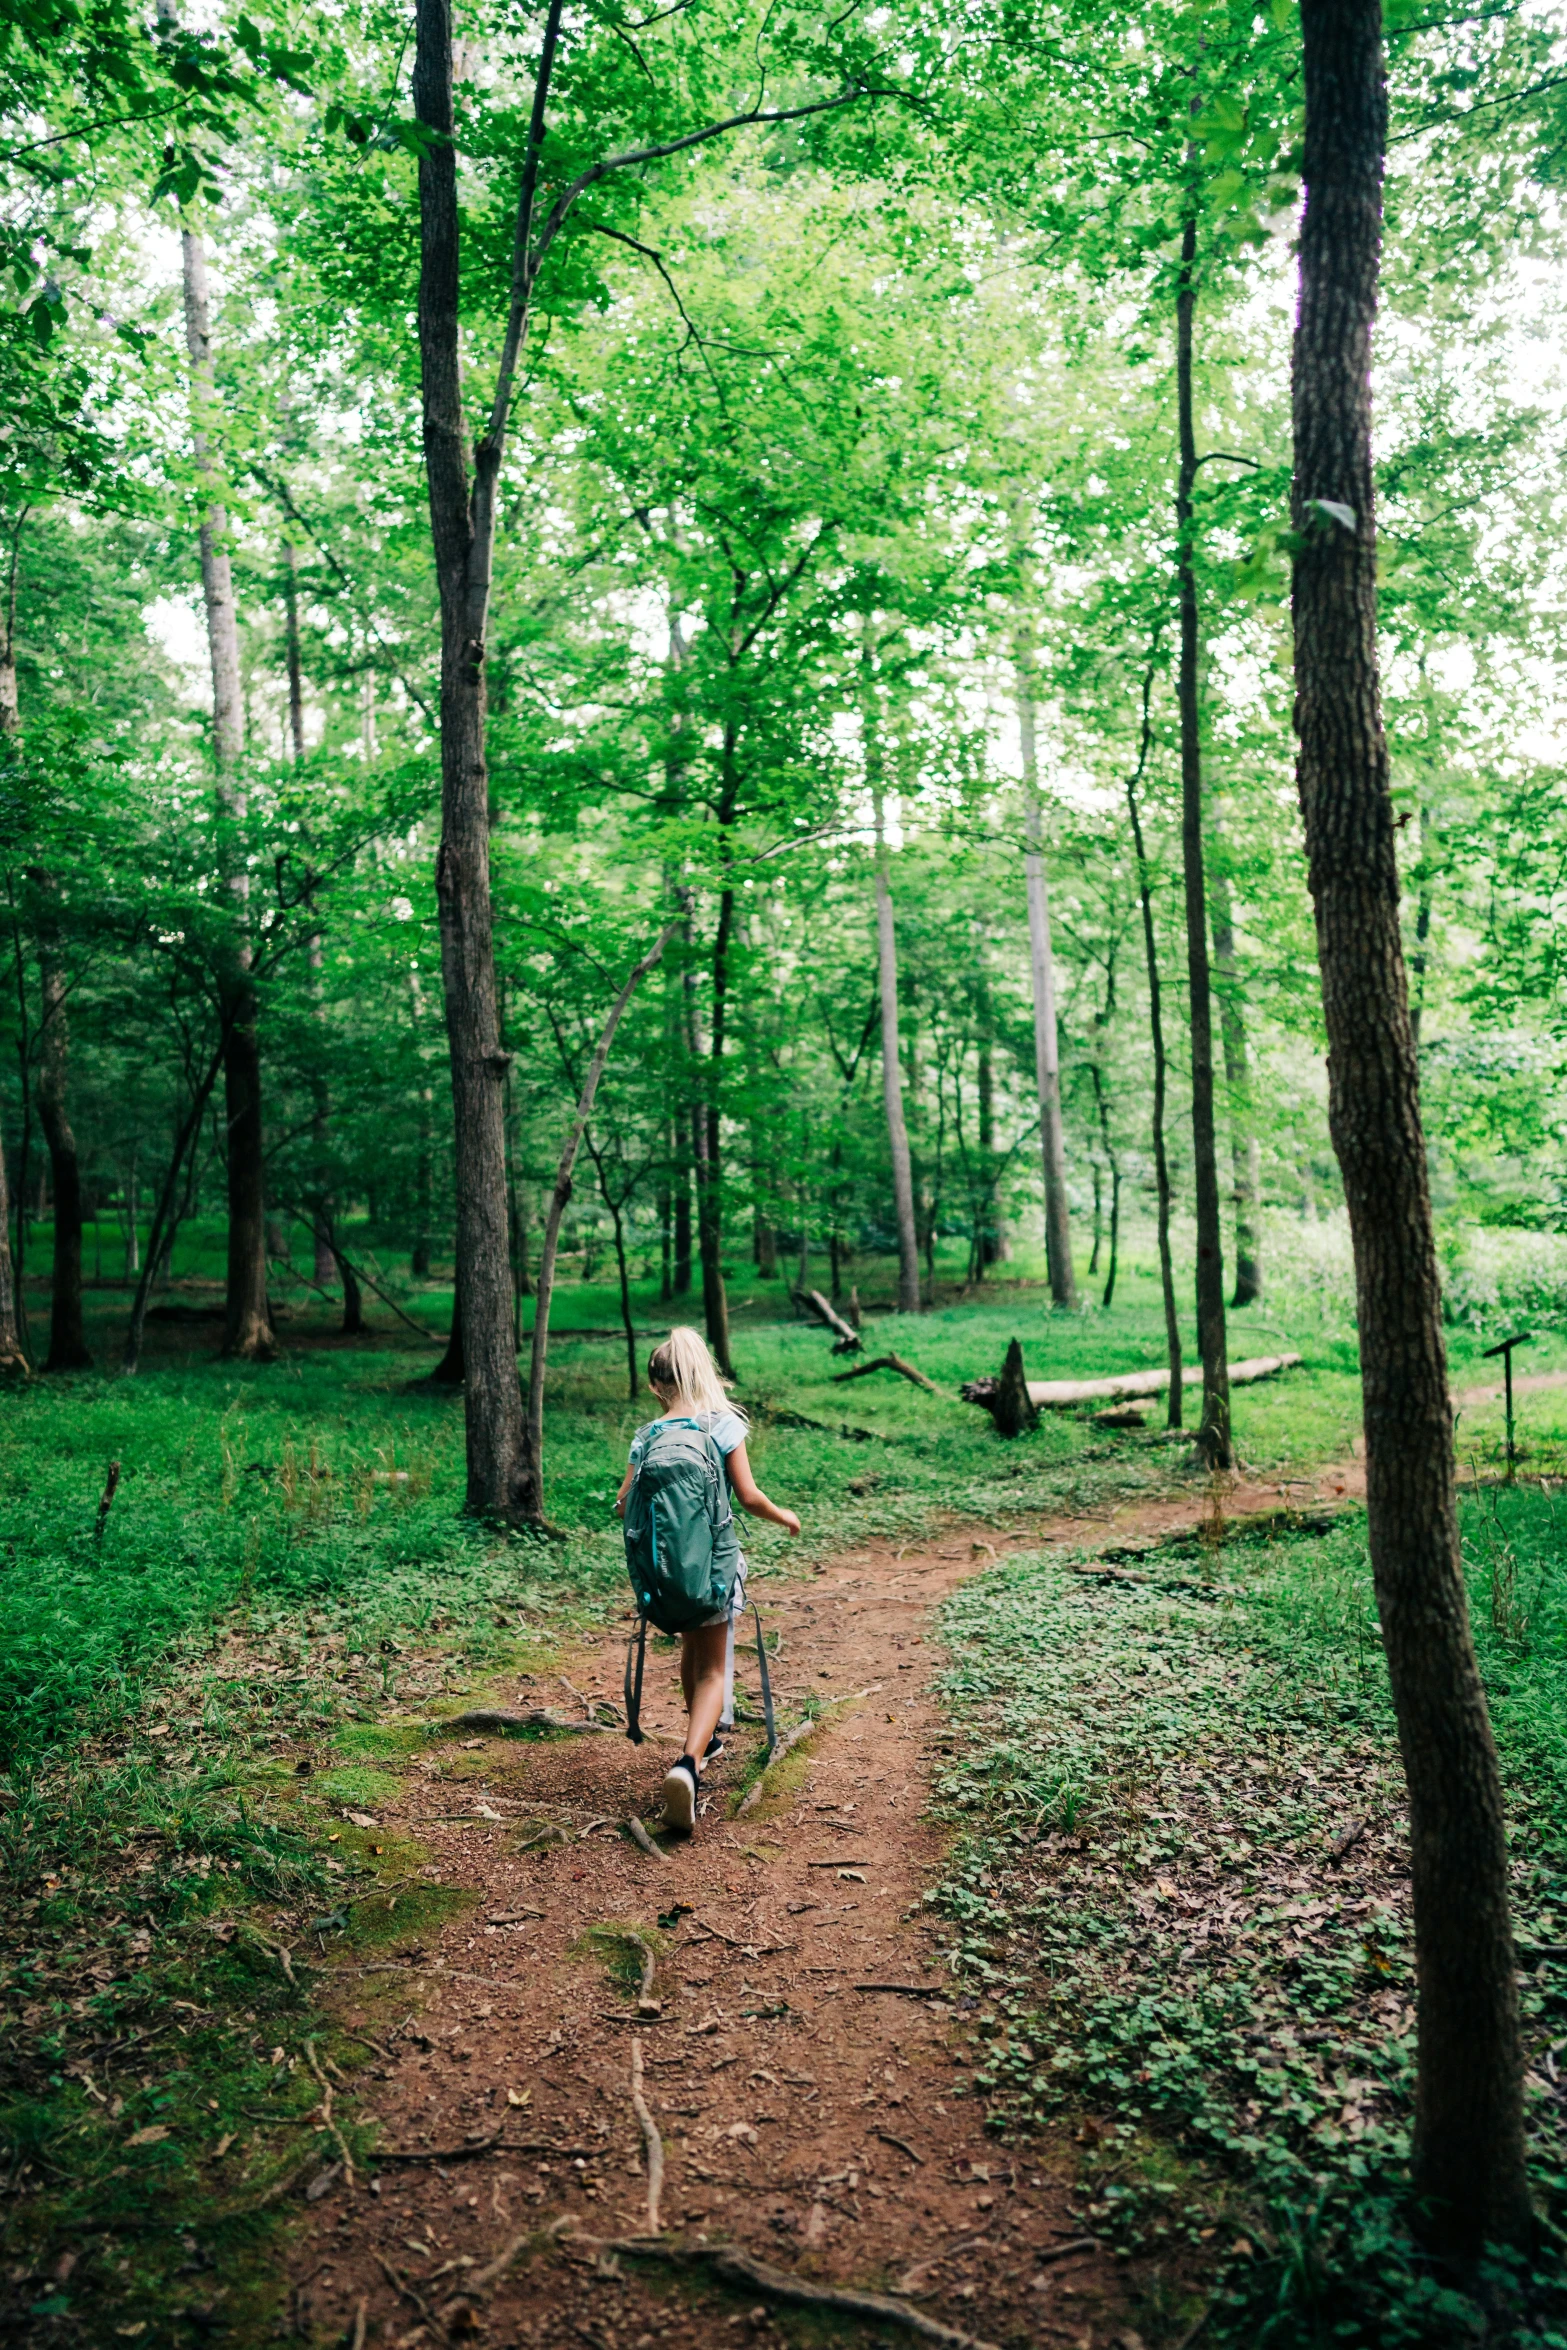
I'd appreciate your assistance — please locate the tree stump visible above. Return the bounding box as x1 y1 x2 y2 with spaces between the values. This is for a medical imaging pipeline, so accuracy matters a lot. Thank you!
994 1339 1038 1438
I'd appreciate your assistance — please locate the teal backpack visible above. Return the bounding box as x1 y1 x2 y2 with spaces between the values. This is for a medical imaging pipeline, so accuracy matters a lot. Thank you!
620 1416 774 1752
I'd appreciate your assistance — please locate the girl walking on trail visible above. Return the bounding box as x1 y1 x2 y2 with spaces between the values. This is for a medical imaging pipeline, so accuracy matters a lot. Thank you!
616 1326 800 1834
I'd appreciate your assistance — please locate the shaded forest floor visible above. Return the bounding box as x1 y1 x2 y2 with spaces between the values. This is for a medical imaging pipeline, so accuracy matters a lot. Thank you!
3 1265 1567 2348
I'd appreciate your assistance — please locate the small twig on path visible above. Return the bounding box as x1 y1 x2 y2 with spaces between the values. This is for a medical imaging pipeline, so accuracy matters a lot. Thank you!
304 2038 356 2187
445 1708 616 1737
623 1815 667 1860
376 2254 439 2329
631 2037 664 2232
349 2298 367 2350
854 1982 944 1998
468 2230 533 2295
1031 2236 1098 2265
874 2128 923 2164
567 2234 1002 2350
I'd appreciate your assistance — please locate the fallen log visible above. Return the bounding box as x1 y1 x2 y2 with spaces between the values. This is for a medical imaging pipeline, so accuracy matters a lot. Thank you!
794 1288 862 1352
962 1351 1300 1414
829 1352 940 1395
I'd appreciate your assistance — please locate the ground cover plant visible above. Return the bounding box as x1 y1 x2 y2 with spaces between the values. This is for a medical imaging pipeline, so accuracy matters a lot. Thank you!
930 1481 1567 2346
4 1226 1566 2339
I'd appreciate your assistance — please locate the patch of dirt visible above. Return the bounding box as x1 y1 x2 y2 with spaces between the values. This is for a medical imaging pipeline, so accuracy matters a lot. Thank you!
289 1468 1370 2349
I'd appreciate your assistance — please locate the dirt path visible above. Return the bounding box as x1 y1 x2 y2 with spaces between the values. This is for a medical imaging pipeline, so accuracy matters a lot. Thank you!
287 1448 1378 2350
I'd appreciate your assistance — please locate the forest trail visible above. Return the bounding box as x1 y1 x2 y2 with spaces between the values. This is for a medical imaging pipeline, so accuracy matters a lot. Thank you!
289 1437 1382 2350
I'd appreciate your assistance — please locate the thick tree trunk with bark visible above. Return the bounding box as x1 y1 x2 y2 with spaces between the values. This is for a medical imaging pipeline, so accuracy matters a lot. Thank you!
1175 217 1231 1463
1293 0 1528 2252
872 790 920 1314
1127 744 1182 1429
180 224 273 1364
1208 835 1262 1305
414 0 540 1516
1018 688 1077 1308
33 896 91 1371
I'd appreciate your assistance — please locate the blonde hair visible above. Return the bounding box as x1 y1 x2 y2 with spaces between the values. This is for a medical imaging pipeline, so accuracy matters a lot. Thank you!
647 1326 745 1424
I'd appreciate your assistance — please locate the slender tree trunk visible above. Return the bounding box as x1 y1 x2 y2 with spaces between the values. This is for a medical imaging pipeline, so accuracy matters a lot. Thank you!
1410 799 1435 1044
0 1123 24 1371
1208 834 1262 1305
872 789 920 1314
338 1244 364 1335
32 899 90 1370
523 929 674 1519
696 876 735 1373
429 1289 465 1386
1127 741 1182 1429
414 0 552 1515
283 537 306 762
124 1142 140 1278
1089 1060 1122 1311
1293 0 1527 2250
658 1136 673 1303
179 226 272 1362
123 1033 227 1373
1019 688 1077 1308
0 509 24 742
1175 214 1231 1463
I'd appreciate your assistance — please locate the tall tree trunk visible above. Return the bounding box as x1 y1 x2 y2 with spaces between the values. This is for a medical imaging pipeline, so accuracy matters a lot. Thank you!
32 893 91 1371
0 1122 23 1372
1126 703 1182 1428
1018 686 1077 1308
413 0 550 1517
1088 1063 1122 1311
410 968 434 1278
0 542 29 1371
1293 0 1527 2250
697 874 735 1374
123 1033 227 1373
524 929 674 1517
658 1133 673 1303
180 224 272 1363
283 537 306 762
1208 838 1263 1305
1175 215 1231 1463
872 789 920 1315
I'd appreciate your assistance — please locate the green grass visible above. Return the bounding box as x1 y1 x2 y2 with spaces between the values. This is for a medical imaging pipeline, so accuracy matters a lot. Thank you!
928 1485 1567 2348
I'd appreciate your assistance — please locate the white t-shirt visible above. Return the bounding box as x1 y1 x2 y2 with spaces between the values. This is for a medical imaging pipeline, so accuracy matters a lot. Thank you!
629 1408 748 1468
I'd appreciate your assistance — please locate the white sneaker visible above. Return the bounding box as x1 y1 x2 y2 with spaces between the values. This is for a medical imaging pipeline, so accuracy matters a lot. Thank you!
662 1755 698 1832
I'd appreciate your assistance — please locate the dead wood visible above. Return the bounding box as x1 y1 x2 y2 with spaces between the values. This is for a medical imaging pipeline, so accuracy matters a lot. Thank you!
873 2128 924 2164
624 1815 667 1859
443 1708 616 1736
1031 2236 1098 2265
573 2235 1003 2350
794 1288 862 1351
853 1981 946 1998
734 1715 819 1813
830 1352 941 1395
631 2038 664 2232
1326 1818 1368 1865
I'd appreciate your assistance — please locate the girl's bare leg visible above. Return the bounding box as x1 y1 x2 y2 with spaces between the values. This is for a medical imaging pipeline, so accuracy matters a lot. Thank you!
680 1621 729 1762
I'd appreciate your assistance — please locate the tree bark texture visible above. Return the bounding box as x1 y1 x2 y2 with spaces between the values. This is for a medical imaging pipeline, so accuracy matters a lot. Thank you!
1127 767 1183 1430
414 0 534 1516
1208 837 1262 1305
1293 0 1528 2251
1174 217 1232 1463
180 224 273 1363
33 896 91 1370
872 791 920 1315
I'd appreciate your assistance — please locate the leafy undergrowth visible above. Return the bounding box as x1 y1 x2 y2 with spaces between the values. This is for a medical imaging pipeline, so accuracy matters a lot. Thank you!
930 1488 1567 2348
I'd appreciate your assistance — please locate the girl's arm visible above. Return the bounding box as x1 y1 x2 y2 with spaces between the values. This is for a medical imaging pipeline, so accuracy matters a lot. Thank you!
724 1442 801 1536
614 1460 635 1517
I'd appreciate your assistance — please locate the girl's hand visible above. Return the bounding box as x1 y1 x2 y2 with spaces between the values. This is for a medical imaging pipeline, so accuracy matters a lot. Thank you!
776 1507 801 1537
